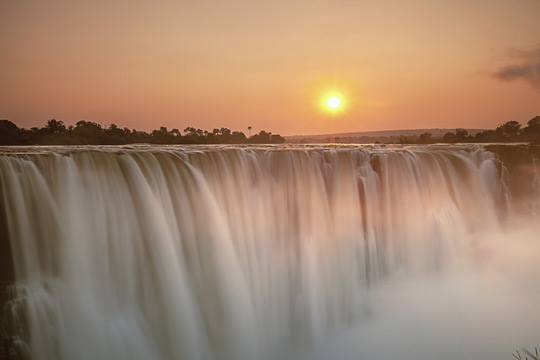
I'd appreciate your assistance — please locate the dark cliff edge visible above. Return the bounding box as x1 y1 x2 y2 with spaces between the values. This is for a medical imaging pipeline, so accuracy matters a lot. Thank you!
484 144 540 210
484 145 540 170
0 192 14 302
0 190 19 360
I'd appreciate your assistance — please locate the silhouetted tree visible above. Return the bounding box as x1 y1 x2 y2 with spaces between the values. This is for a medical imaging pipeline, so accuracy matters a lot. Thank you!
271 134 286 143
442 132 456 143
0 119 306 145
151 127 174 144
45 119 67 135
524 116 540 144
496 120 521 141
0 120 30 145
398 135 409 144
418 132 433 144
72 120 104 144
104 123 129 144
474 129 497 142
525 116 540 133
250 130 271 143
455 128 469 142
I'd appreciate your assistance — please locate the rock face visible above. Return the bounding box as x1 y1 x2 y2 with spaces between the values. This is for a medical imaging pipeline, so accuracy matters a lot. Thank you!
0 192 14 303
0 192 18 360
484 145 540 170
484 145 540 211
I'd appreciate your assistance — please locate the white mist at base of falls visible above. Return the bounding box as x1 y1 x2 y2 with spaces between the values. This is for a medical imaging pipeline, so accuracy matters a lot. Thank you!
310 220 540 360
0 144 538 360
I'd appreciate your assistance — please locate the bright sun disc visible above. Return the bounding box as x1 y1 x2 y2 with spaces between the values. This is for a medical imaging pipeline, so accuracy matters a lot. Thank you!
327 96 341 110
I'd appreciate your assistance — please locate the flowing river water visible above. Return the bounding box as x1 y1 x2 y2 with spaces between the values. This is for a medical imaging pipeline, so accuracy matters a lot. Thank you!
0 144 539 360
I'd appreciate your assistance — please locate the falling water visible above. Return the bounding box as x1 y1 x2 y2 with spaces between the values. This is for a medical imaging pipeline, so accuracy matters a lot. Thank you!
0 144 538 360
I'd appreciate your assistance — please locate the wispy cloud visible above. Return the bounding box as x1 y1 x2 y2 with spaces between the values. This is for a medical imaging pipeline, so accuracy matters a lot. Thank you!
493 45 540 90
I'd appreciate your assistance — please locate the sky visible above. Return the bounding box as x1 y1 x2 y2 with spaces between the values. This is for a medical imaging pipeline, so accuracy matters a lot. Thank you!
1 0 539 136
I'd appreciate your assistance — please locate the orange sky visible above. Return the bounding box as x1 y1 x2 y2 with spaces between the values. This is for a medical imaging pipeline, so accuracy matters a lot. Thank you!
1 0 539 136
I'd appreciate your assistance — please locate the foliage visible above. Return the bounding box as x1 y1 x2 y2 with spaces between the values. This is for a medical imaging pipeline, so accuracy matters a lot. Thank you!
439 116 540 144
512 347 538 360
0 120 286 145
401 116 540 144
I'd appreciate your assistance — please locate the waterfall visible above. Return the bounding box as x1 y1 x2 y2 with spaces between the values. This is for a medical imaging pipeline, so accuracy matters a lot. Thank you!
0 145 528 360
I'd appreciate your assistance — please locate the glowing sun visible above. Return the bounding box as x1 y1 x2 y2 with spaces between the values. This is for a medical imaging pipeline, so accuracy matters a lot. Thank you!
326 96 341 110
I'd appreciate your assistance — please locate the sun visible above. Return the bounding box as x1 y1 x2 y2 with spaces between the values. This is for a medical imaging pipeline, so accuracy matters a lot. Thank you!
312 84 350 115
326 96 341 110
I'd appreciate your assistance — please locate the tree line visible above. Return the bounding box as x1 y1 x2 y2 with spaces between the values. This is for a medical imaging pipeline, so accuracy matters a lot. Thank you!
0 119 285 145
399 116 540 145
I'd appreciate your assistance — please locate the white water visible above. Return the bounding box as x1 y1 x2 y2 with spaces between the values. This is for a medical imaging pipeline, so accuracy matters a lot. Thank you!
0 144 539 360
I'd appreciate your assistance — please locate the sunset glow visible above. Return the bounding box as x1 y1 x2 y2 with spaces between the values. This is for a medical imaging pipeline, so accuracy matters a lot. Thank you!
2 1 540 359
0 1 539 135
326 96 341 110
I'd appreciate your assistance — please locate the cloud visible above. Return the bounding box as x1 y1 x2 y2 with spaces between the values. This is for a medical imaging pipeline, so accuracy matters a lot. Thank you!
493 45 540 90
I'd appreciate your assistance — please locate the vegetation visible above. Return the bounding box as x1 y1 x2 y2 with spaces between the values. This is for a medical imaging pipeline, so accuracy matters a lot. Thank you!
3 115 540 146
0 120 285 145
398 116 540 145
513 347 538 360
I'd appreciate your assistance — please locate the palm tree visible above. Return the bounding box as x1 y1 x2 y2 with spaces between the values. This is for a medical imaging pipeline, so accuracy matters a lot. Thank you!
248 126 252 138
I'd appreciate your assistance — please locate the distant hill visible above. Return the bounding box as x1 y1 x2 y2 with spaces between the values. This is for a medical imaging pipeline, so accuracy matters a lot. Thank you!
286 128 487 144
